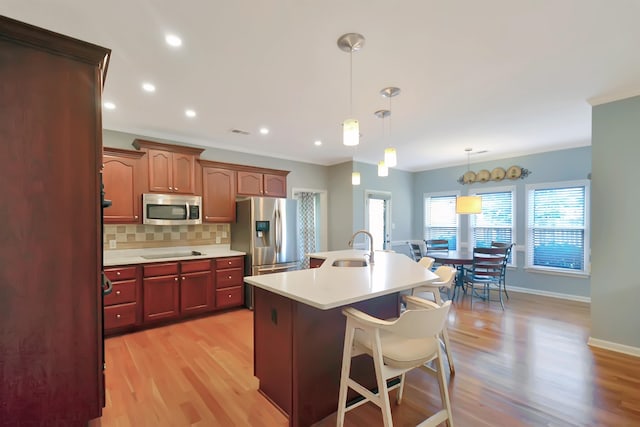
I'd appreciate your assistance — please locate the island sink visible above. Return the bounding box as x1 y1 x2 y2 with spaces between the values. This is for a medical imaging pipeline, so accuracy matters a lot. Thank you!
331 259 368 267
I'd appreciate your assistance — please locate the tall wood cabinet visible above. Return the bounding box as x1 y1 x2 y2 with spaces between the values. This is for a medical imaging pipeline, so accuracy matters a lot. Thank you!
0 16 110 425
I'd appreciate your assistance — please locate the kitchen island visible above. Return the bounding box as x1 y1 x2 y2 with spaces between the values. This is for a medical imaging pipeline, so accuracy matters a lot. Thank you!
244 250 438 427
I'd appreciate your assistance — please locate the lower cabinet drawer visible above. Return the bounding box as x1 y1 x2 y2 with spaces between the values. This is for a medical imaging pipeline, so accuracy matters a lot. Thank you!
216 287 243 309
104 280 136 306
104 302 136 330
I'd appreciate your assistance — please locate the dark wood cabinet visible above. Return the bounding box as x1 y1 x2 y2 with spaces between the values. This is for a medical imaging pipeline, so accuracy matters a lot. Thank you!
236 169 288 197
264 173 287 197
214 256 245 309
201 165 236 222
180 259 213 315
309 258 325 268
143 263 181 322
104 266 141 334
103 148 145 223
133 139 204 195
0 16 110 425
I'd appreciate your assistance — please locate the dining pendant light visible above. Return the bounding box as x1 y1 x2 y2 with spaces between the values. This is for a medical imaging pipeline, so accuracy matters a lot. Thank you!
456 148 482 214
456 195 482 214
338 33 365 147
381 87 400 167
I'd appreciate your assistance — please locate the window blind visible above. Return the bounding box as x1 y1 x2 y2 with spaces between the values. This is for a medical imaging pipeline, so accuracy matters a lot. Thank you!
424 194 458 250
526 182 589 273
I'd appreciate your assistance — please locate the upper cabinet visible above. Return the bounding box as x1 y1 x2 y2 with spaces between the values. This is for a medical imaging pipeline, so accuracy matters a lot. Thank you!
200 162 237 223
133 139 204 195
237 168 289 198
103 148 145 224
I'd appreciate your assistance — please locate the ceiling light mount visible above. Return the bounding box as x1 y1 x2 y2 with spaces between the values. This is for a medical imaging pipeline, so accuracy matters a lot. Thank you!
380 87 401 98
337 33 365 52
374 109 390 119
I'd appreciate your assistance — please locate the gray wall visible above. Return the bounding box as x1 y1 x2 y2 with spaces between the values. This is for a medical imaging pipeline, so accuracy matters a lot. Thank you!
591 95 640 348
327 162 354 250
413 146 592 298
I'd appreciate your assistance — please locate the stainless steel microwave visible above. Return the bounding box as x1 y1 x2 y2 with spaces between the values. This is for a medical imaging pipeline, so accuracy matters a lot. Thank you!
142 193 202 225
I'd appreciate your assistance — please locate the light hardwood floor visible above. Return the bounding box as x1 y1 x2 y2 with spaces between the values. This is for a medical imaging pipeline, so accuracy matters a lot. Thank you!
91 292 640 427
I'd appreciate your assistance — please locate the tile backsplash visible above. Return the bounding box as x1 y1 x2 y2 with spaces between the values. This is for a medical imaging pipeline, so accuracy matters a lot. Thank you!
104 223 230 250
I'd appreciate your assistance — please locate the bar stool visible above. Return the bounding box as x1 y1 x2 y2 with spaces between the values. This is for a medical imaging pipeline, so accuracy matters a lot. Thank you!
337 296 454 427
411 265 457 374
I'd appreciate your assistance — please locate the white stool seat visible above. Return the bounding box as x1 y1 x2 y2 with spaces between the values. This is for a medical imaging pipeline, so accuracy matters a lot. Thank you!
337 296 454 427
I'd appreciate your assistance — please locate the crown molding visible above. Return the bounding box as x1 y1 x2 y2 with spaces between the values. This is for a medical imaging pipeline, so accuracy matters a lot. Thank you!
587 88 640 106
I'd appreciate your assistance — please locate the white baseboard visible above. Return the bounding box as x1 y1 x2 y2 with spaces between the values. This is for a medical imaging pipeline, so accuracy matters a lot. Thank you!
508 285 591 303
588 337 640 358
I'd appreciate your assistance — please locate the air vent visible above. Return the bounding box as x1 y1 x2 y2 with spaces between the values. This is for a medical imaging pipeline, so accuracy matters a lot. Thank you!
230 129 250 135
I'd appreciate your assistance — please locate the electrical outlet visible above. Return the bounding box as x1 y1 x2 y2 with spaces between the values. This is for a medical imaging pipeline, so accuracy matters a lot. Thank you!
109 239 117 249
216 236 221 244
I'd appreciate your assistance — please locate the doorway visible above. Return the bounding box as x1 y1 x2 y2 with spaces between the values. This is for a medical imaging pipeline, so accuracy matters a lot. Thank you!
365 190 392 250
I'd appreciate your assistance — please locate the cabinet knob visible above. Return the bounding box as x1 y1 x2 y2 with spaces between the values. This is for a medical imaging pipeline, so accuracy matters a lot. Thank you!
116 314 121 319
175 187 179 191
174 277 178 281
228 275 232 279
182 276 186 280
169 186 173 190
228 294 232 298
228 261 232 265
135 215 139 219
116 271 120 276
115 290 121 295
205 216 209 219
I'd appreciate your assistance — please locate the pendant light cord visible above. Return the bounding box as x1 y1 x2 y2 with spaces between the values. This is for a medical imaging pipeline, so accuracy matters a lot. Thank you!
349 48 353 116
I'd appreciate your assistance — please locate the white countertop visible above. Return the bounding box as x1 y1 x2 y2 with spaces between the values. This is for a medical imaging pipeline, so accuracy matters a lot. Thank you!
244 250 437 310
103 244 245 267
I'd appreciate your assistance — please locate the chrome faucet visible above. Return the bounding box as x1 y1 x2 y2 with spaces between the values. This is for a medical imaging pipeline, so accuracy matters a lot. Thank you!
348 230 375 264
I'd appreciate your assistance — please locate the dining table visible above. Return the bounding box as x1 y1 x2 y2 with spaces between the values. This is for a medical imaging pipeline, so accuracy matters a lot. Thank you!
427 249 474 298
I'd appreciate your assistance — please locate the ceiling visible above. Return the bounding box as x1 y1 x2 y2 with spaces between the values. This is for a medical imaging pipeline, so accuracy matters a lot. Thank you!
4 1 640 171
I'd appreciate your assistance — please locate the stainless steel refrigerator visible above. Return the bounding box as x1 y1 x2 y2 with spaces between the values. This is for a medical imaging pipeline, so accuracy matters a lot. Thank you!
231 197 300 308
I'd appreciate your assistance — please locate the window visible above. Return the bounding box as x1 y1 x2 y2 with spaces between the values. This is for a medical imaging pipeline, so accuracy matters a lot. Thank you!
526 180 590 275
470 186 515 264
424 192 459 250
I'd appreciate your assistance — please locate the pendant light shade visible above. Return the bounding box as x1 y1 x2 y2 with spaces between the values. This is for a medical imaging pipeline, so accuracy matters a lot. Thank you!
352 171 361 185
343 118 359 146
338 33 365 147
456 195 482 214
384 147 397 167
377 161 388 177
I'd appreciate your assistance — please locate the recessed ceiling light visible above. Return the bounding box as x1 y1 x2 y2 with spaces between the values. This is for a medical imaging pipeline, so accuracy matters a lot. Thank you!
185 109 196 118
165 34 182 47
142 82 156 92
314 140 322 146
103 101 116 110
259 127 269 135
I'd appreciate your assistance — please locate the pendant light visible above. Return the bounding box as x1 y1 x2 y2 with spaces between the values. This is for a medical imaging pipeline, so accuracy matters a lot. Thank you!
374 109 390 177
456 148 482 214
381 87 400 167
338 33 365 147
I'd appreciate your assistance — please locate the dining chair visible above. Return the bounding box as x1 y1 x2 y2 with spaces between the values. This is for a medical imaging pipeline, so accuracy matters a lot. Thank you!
491 241 514 299
463 247 507 309
337 296 454 427
411 265 457 374
409 242 423 262
425 239 449 252
418 256 435 270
